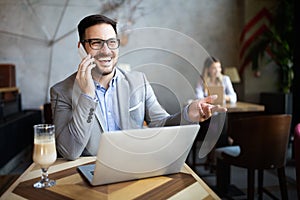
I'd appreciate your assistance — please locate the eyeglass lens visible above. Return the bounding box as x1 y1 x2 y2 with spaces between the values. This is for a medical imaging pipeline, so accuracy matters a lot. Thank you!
88 38 119 50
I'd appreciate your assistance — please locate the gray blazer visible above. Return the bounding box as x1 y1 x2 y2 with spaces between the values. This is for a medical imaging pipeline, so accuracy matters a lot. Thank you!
50 68 188 160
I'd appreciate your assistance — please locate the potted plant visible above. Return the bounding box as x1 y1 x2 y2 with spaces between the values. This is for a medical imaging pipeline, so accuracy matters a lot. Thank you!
242 0 294 114
245 0 294 92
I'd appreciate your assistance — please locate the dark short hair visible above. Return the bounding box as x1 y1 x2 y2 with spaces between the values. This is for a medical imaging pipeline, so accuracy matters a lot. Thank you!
77 14 117 42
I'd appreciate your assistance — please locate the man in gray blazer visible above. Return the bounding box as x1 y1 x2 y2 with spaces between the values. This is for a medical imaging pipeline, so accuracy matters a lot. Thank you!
50 14 226 160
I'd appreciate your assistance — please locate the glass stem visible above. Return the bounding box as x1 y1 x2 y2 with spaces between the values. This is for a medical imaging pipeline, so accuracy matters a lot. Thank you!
41 168 49 182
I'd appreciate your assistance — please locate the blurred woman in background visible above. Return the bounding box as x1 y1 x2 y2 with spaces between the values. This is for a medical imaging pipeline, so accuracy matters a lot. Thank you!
196 56 237 104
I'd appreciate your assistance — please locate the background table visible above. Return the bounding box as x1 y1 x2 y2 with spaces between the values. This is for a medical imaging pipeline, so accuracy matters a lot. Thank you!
224 101 265 145
1 157 220 200
225 101 265 113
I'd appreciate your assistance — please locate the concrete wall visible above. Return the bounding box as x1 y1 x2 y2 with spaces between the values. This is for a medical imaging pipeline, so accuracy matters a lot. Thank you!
1 0 268 111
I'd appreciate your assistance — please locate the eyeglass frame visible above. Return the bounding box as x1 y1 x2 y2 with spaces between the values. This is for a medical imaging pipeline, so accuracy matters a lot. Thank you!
81 38 120 50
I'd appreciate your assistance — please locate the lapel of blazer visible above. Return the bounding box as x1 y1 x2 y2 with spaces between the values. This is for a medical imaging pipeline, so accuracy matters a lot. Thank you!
116 77 131 129
94 105 107 132
72 79 107 131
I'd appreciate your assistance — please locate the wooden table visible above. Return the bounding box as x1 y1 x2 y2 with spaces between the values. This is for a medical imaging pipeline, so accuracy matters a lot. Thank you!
225 101 265 136
225 101 265 113
225 101 265 137
1 157 220 200
216 101 265 146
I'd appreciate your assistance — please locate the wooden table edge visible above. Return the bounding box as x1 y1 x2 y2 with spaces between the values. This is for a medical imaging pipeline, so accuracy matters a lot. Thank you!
226 101 265 113
0 157 96 200
182 164 221 200
0 163 35 200
1 157 220 200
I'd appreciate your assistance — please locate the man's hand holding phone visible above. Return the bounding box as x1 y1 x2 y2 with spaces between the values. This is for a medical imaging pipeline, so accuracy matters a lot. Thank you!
76 44 96 98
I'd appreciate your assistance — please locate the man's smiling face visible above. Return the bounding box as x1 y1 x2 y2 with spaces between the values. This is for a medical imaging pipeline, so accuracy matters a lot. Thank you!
84 23 119 76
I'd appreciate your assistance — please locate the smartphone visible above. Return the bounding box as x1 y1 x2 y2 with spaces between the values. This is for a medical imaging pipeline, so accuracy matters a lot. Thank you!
78 43 87 59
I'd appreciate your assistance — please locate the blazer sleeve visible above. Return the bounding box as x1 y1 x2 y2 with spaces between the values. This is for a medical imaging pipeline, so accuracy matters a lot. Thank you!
50 76 99 160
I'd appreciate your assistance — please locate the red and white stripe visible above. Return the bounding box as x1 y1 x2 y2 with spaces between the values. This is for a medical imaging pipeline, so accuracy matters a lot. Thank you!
239 7 272 74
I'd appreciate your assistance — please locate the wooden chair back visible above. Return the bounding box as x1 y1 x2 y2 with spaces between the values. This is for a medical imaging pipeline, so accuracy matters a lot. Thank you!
225 114 291 169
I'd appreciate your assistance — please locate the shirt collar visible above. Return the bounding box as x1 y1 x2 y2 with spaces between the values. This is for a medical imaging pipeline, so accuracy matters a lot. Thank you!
94 68 120 90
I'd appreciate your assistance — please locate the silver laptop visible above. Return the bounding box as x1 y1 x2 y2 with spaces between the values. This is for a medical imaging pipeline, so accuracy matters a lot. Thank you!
78 124 200 186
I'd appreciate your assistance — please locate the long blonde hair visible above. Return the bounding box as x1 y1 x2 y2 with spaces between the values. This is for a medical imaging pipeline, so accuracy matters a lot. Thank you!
202 56 223 86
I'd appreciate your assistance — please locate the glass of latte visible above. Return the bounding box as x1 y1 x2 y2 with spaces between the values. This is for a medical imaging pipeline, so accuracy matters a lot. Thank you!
32 124 57 188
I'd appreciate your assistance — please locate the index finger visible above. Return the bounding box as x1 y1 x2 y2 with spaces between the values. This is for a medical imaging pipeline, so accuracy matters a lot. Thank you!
199 94 218 104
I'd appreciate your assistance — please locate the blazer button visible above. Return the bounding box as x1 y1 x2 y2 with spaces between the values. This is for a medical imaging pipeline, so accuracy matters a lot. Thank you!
87 119 91 123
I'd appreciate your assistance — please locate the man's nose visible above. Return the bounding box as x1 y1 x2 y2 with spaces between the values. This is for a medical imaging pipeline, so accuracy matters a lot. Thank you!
99 42 111 53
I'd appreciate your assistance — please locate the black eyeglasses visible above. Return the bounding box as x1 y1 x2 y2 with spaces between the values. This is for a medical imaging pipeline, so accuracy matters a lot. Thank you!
81 38 120 50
